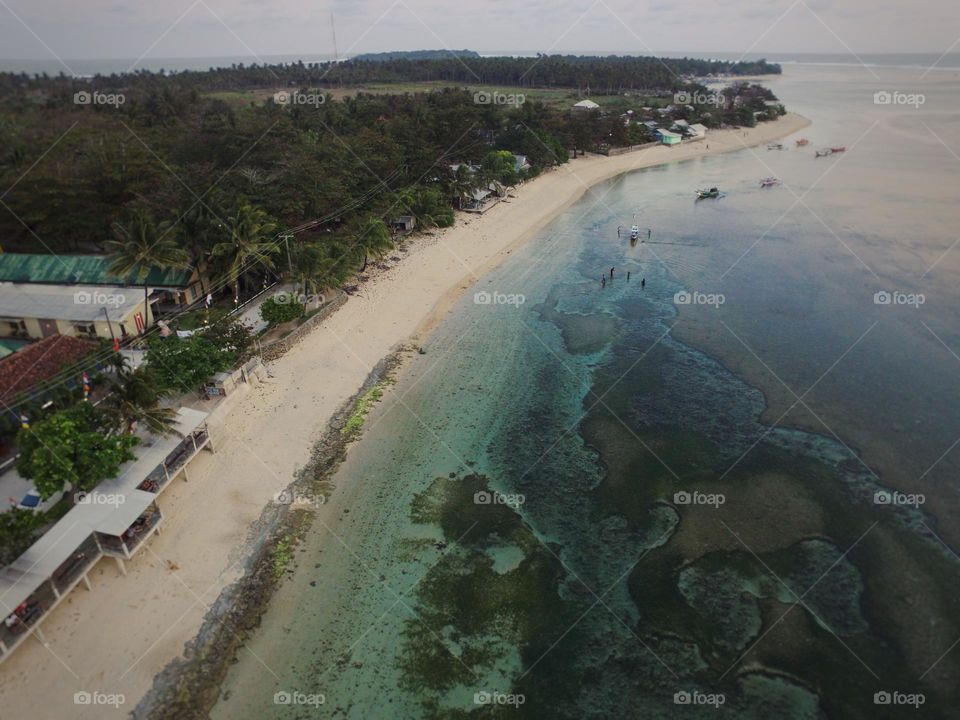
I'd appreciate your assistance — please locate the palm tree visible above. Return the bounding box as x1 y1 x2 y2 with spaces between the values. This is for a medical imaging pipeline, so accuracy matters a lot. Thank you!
106 212 191 333
209 204 279 303
353 217 393 273
449 165 479 209
102 365 176 435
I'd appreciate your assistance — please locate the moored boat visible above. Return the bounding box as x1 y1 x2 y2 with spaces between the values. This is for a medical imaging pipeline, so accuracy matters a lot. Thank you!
795 138 810 146
830 146 846 153
815 149 833 158
767 143 784 150
696 187 720 199
630 225 640 239
760 177 781 187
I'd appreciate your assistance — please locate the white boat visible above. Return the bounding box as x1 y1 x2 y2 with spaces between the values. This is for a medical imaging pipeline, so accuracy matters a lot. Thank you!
630 225 640 239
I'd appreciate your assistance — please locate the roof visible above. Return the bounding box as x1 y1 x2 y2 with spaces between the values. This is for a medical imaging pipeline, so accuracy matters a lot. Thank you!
0 334 98 404
0 254 193 288
0 283 145 323
0 408 208 611
573 99 599 109
0 338 29 359
690 123 708 134
657 129 682 139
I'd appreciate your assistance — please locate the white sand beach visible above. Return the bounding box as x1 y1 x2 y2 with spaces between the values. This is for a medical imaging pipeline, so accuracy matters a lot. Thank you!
0 112 810 719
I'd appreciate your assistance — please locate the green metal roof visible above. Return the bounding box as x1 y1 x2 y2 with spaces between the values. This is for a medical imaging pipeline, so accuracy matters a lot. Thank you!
0 253 194 288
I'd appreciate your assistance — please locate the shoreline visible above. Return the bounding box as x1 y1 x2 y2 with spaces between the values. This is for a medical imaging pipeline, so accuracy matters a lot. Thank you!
0 112 810 720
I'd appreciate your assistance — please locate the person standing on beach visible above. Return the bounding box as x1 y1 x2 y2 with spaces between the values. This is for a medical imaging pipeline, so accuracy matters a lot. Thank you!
647 228 651 239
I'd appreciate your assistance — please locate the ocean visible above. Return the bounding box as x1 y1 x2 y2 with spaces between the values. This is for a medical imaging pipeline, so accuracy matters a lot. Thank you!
211 62 960 718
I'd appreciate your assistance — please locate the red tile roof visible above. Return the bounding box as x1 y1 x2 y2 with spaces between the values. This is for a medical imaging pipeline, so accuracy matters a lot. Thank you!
0 334 98 405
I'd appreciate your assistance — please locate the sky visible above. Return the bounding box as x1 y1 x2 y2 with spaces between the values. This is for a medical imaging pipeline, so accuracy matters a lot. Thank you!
0 0 953 63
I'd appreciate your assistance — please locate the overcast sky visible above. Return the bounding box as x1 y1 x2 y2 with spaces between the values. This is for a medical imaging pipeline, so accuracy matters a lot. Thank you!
0 0 952 62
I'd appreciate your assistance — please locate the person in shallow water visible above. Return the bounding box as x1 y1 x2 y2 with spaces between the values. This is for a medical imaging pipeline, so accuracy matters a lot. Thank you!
641 277 646 288
627 271 631 281
610 267 615 278
601 276 606 288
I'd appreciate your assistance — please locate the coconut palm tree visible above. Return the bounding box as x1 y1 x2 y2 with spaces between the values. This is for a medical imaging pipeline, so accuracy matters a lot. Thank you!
353 217 393 273
209 204 279 303
106 212 191 333
102 365 176 435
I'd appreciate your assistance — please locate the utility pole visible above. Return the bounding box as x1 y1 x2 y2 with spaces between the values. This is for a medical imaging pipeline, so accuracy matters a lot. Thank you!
282 233 294 276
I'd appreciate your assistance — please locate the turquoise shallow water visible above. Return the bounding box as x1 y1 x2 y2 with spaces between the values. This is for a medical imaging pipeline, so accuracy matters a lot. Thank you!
214 64 960 719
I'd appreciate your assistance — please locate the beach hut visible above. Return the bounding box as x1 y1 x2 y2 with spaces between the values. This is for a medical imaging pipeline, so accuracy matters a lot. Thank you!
572 99 600 112
656 129 683 146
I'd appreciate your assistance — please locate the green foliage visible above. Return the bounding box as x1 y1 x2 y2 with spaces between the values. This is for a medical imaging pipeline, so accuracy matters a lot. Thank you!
101 364 176 435
260 295 305 326
0 509 46 566
16 403 139 497
145 333 235 392
481 150 519 186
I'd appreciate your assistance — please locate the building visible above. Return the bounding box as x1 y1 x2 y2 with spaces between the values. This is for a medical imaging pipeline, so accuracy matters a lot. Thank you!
390 216 417 233
656 129 683 146
0 283 151 340
572 99 600 112
513 154 531 174
689 123 708 139
0 334 99 409
0 408 213 663
0 253 209 316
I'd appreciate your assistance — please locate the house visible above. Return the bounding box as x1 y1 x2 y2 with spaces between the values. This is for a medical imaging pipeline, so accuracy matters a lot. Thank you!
513 154 531 174
0 283 152 340
572 99 600 112
656 129 683 146
643 120 659 130
463 182 507 213
0 334 99 408
689 123 708 139
390 216 417 233
0 253 209 315
671 119 690 131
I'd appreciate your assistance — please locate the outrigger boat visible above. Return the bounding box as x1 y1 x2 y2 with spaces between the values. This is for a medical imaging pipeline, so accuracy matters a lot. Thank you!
760 177 781 188
815 149 833 158
767 142 784 150
696 187 721 200
795 138 810 147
